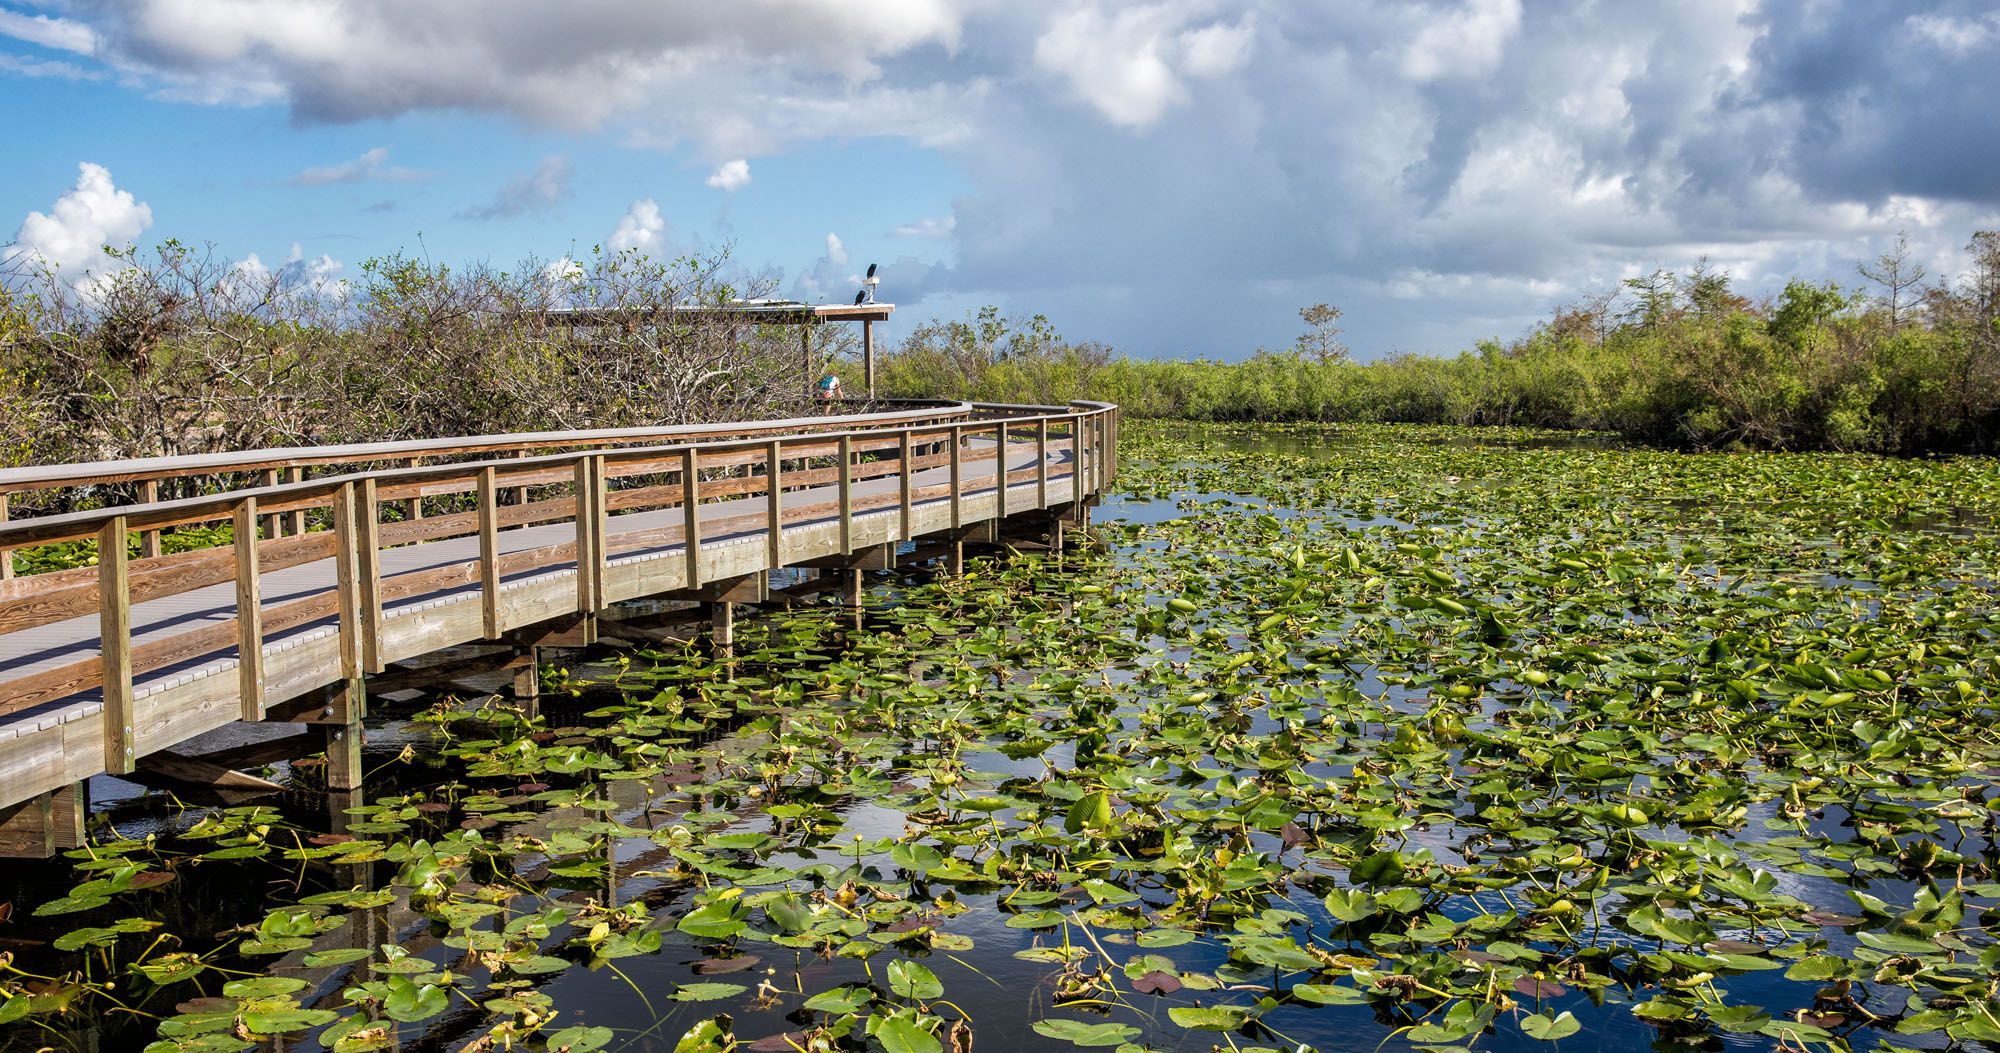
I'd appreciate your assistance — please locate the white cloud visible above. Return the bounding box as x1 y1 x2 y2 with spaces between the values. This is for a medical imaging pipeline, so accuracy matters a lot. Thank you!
1033 4 1254 128
792 232 860 302
71 0 962 136
461 154 572 219
0 9 96 54
1906 12 2000 55
1179 16 1256 78
1402 0 1523 81
890 216 955 239
20 2 2000 357
0 51 101 79
608 199 668 256
291 145 426 186
704 158 751 192
226 242 348 305
540 255 585 299
3 162 152 280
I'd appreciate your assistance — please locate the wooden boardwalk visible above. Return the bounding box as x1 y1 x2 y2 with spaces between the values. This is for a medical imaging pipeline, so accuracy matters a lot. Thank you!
0 400 1118 853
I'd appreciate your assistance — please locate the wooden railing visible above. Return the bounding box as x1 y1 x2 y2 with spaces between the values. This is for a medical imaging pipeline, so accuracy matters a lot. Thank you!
0 399 972 579
0 401 1118 782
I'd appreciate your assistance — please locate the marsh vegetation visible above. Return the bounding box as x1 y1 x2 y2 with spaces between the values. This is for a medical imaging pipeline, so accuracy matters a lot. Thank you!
2 423 1998 1053
875 233 2000 455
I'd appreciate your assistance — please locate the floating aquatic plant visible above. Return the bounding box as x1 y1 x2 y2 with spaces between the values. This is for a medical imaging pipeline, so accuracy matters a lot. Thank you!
3 422 1998 1053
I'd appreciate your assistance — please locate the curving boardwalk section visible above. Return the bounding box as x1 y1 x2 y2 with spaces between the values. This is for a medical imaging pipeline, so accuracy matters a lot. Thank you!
0 401 1118 848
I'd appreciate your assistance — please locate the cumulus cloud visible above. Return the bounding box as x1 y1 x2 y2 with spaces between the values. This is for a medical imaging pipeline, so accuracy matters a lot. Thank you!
1906 10 2000 54
792 232 857 302
1401 0 1522 81
460 154 572 219
0 9 97 54
226 242 348 304
1033 4 1255 127
539 255 586 301
704 158 751 192
3 162 152 281
292 145 427 186
30 0 2000 355
608 199 669 256
72 0 962 133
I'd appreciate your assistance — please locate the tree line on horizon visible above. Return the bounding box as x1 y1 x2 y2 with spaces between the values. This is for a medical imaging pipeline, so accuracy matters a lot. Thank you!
4 230 1999 480
873 231 2000 455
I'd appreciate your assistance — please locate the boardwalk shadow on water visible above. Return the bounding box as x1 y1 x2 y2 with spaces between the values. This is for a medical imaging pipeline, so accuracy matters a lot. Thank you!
5 422 2000 1053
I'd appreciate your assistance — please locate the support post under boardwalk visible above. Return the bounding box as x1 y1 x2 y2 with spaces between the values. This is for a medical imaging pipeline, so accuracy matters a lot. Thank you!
319 678 366 791
512 645 540 720
839 568 863 630
0 783 85 858
710 601 735 655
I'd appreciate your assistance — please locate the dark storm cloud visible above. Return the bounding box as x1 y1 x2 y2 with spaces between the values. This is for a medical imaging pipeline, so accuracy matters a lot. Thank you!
1736 0 2000 204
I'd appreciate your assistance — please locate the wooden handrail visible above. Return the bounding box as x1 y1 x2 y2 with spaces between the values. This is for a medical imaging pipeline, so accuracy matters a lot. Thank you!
0 401 1117 730
0 404 1110 550
0 399 971 495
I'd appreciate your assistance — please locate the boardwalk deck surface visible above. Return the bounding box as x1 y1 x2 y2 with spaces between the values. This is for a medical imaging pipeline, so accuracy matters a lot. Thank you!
0 441 1072 759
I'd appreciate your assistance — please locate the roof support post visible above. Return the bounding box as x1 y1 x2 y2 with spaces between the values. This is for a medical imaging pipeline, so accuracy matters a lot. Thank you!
863 319 875 399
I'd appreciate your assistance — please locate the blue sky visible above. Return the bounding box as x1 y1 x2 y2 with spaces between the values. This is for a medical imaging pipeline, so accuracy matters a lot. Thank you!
4 1 1999 360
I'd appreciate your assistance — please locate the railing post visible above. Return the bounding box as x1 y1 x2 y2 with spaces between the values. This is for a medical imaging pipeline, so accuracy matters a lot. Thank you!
0 493 11 580
356 478 383 672
573 457 603 613
234 498 264 720
138 479 162 559
1107 410 1116 485
949 425 963 530
332 482 364 680
260 468 280 537
898 430 914 541
1096 412 1112 490
838 434 853 556
285 467 306 536
681 448 702 589
405 457 424 521
478 465 501 639
996 422 1008 521
1089 413 1100 493
99 515 134 774
1072 414 1085 500
1095 413 1107 491
1036 418 1049 509
511 449 530 507
765 440 784 567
